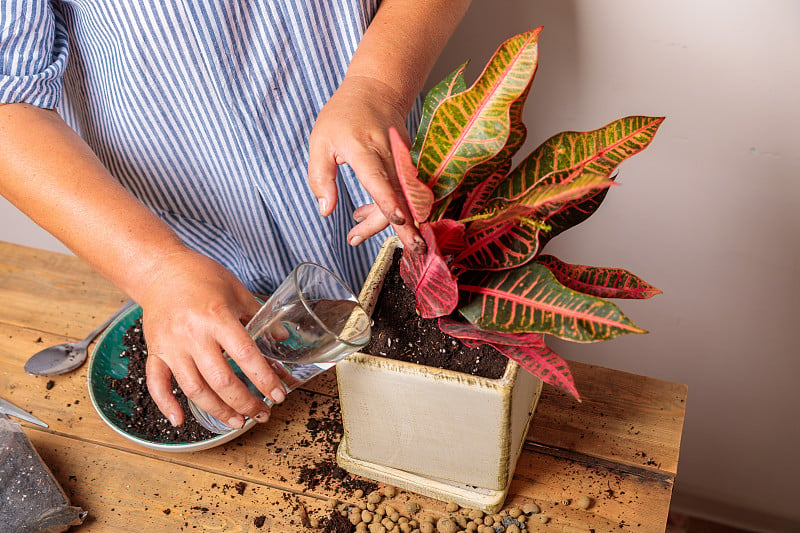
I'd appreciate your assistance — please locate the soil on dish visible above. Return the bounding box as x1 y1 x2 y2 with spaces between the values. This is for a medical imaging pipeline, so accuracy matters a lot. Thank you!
363 248 508 380
104 318 216 442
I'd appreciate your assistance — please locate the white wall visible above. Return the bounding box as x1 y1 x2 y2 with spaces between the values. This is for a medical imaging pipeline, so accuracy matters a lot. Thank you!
2 0 798 529
422 0 799 529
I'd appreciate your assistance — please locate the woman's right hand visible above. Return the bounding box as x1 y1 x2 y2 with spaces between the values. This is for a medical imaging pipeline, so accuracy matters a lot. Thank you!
137 248 283 428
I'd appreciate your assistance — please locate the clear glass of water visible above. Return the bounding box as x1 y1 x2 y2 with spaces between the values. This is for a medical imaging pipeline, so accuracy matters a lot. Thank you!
189 262 371 433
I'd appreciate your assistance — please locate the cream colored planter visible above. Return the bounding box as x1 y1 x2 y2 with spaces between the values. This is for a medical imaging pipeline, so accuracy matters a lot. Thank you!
336 237 543 513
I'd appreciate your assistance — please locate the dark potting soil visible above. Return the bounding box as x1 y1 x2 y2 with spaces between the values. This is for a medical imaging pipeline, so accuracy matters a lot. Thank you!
295 400 378 496
363 248 509 380
321 511 355 533
105 318 217 442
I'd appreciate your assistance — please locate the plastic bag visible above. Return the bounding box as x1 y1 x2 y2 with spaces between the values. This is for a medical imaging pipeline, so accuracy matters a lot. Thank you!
0 415 86 533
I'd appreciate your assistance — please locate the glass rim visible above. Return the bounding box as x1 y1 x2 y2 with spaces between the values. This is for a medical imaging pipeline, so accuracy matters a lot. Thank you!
291 262 370 348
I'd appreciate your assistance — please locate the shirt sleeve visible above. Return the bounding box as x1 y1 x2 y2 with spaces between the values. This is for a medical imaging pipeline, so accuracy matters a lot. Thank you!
0 0 69 108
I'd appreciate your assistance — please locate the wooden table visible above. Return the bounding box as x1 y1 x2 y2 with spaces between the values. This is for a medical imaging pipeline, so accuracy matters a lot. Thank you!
0 241 687 532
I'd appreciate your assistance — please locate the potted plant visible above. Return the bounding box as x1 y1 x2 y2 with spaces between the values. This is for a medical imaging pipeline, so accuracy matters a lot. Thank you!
336 27 663 512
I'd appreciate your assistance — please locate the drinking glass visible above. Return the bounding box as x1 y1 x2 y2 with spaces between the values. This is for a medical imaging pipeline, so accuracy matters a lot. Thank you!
189 262 371 433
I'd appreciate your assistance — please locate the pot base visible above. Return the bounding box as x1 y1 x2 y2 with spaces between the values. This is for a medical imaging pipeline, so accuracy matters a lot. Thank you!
336 437 510 514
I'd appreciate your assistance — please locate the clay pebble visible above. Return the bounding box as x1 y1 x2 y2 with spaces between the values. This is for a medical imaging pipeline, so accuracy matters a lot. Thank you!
436 517 458 533
575 494 594 510
521 502 540 514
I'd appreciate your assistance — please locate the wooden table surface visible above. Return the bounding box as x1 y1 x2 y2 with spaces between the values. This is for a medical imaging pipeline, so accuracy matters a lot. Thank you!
0 241 687 532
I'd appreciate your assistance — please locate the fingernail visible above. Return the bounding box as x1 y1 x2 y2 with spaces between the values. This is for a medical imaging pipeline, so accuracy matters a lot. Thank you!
318 198 328 216
253 412 270 423
349 235 364 247
270 387 286 404
168 413 180 427
390 208 406 225
227 415 245 429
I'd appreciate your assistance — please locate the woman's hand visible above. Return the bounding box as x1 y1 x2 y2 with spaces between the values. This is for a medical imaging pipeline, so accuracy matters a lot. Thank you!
138 249 283 428
307 75 426 255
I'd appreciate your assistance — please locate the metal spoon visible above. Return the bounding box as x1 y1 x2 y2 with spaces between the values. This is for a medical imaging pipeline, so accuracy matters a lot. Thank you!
24 300 136 376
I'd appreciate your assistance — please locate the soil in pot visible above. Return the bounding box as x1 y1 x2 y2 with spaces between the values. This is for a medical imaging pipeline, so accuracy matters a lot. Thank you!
363 249 508 380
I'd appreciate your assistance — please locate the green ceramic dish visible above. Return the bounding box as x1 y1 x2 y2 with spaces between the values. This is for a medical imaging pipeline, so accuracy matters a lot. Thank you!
87 303 254 452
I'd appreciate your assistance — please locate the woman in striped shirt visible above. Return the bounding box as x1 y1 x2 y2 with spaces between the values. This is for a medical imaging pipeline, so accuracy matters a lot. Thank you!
0 1 470 429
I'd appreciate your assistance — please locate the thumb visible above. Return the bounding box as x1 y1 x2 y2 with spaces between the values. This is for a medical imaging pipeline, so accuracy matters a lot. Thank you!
307 142 340 217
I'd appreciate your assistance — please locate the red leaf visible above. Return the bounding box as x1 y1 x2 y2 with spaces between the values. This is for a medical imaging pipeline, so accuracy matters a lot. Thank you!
399 224 459 318
438 318 580 399
459 160 512 219
534 255 662 299
428 219 466 257
389 127 433 224
457 220 540 271
458 262 647 342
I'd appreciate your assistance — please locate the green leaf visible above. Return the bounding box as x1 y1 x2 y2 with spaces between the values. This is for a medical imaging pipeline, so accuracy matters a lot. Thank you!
410 62 469 164
534 255 662 299
452 171 610 271
457 261 647 342
416 28 542 201
467 170 613 235
493 116 664 202
537 175 613 250
438 318 580 399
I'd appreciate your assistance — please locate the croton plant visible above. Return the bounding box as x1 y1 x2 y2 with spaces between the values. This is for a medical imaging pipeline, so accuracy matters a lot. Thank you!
389 27 663 399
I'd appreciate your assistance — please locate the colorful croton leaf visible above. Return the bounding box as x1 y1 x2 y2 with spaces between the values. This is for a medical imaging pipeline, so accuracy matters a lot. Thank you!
399 224 459 318
456 262 647 342
533 255 663 300
415 27 542 202
438 318 579 399
387 28 664 399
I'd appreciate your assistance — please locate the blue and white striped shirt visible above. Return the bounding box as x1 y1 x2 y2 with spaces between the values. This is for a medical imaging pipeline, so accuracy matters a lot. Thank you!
0 0 419 294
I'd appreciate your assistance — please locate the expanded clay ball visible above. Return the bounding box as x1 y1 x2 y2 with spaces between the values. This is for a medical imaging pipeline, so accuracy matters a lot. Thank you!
522 502 540 514
445 502 460 513
406 502 421 515
575 495 594 510
467 509 484 520
436 517 458 533
368 491 383 505
420 521 435 533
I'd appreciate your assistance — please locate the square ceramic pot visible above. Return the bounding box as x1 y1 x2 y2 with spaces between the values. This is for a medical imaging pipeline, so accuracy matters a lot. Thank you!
336 237 543 512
